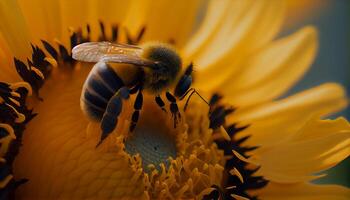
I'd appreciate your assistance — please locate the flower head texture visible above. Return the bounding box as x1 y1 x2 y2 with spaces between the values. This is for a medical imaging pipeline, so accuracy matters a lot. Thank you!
0 0 349 200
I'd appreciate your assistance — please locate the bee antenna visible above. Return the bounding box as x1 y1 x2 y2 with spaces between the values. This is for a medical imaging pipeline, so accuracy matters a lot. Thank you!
183 88 209 111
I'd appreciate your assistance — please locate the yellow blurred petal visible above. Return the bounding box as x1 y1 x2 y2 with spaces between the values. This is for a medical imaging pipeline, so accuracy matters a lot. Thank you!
0 0 31 60
92 0 131 25
285 0 330 29
59 0 130 46
86 0 131 42
192 0 285 91
18 0 61 44
183 0 231 58
229 83 347 147
122 0 151 35
223 26 318 106
252 118 350 183
59 0 93 46
125 0 202 47
253 182 350 200
0 33 20 82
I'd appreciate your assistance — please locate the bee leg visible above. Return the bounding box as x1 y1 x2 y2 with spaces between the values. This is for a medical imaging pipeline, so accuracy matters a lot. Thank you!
98 86 130 147
129 90 143 132
165 92 181 128
155 95 167 113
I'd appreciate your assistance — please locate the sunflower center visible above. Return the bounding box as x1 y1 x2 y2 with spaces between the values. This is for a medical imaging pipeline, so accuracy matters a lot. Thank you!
122 98 180 172
124 124 177 172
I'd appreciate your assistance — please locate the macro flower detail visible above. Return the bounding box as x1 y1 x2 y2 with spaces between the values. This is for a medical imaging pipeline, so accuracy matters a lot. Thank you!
0 0 349 200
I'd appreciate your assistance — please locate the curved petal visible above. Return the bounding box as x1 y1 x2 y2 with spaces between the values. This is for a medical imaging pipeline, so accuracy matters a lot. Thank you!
59 0 131 46
190 0 285 91
125 0 203 48
285 0 329 28
18 0 62 44
223 26 318 106
0 0 32 60
228 83 347 147
91 0 132 25
252 117 350 183
253 182 350 200
0 33 20 82
183 0 232 58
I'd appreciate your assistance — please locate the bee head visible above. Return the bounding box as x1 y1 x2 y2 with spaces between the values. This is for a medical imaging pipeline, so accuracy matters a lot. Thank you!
141 42 182 93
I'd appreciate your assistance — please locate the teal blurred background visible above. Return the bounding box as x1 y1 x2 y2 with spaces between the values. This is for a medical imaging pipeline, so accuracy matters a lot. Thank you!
282 0 349 187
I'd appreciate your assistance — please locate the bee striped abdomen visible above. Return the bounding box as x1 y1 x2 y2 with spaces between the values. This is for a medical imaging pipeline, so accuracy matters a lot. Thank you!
81 62 124 121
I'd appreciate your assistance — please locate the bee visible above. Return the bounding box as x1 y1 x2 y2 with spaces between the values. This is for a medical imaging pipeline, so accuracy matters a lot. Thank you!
72 42 207 146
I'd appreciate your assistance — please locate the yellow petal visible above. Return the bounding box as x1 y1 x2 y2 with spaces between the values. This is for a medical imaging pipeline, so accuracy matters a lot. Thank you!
222 26 318 106
0 0 32 60
122 0 151 35
59 0 130 46
253 182 350 200
291 117 350 141
92 0 132 25
18 0 62 44
125 0 202 47
285 0 329 28
252 118 350 183
191 0 285 91
228 83 347 147
0 33 20 82
59 0 94 46
183 0 232 58
85 0 131 41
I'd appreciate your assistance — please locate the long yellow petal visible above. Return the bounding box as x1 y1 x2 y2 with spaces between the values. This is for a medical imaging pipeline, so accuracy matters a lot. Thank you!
285 0 329 29
0 33 20 82
59 0 130 46
228 83 347 147
223 26 318 106
0 0 31 60
252 118 350 183
125 0 202 48
122 0 151 36
18 0 62 44
59 0 93 46
253 182 350 200
192 0 285 91
183 0 232 58
93 0 131 25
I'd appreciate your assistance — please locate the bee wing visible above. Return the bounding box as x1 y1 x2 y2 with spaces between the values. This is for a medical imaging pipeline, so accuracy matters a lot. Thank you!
99 54 157 67
72 42 155 67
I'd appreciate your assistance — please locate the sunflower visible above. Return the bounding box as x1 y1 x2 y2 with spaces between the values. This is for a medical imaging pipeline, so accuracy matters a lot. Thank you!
0 0 349 199
285 0 330 27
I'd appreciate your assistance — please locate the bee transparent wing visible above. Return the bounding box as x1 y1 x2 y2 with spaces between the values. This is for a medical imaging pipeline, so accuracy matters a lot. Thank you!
72 42 156 67
99 54 157 67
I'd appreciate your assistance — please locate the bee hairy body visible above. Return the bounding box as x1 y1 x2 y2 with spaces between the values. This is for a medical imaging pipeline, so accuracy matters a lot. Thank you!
141 43 181 93
73 42 201 146
81 61 125 121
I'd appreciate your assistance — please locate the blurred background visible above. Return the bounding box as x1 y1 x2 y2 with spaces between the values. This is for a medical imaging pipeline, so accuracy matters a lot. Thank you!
282 0 349 187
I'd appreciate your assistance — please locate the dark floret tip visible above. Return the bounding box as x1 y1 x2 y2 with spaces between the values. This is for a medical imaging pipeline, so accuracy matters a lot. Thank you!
0 81 34 199
206 94 267 200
